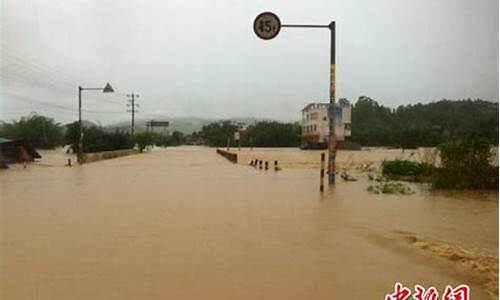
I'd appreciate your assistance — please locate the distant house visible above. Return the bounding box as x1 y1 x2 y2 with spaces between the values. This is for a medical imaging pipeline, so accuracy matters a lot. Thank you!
300 99 352 149
0 138 41 167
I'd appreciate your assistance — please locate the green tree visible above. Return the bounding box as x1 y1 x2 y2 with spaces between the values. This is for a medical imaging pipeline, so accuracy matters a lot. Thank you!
170 131 185 145
65 122 133 153
351 97 498 147
433 134 497 189
135 132 154 152
198 121 237 147
194 120 300 147
0 114 64 149
245 121 301 147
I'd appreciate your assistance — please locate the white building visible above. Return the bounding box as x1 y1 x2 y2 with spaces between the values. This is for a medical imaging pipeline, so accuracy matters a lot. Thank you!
300 99 352 148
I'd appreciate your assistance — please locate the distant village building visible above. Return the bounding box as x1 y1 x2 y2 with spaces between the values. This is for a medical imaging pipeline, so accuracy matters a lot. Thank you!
0 138 41 167
300 99 352 149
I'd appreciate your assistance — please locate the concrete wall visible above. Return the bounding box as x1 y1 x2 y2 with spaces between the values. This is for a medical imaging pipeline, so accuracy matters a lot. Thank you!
81 149 139 164
216 149 237 163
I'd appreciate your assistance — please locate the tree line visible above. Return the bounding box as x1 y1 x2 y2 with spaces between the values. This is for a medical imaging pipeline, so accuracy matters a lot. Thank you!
0 114 185 152
352 96 498 147
1 97 497 150
194 120 301 147
195 97 498 148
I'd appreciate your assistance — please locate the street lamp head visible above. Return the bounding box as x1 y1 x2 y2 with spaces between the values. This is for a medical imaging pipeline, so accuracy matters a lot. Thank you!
103 82 114 93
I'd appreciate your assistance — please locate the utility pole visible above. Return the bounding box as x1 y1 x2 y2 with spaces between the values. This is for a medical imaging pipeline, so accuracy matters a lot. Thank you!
126 93 139 136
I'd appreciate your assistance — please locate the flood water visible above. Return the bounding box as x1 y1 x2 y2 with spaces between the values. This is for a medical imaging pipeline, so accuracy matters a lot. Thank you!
1 146 498 299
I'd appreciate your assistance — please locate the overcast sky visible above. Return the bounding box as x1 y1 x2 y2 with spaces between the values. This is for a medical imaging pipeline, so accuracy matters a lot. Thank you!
1 0 498 124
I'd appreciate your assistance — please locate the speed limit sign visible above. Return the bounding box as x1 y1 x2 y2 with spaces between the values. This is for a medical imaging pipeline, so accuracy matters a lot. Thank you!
253 12 281 40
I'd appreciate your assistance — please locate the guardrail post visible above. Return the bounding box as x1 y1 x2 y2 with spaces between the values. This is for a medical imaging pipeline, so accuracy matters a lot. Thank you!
320 153 325 192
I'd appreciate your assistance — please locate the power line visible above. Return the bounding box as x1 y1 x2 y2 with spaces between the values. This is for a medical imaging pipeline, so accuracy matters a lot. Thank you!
2 88 167 119
1 47 95 84
1 91 123 114
0 71 124 106
0 48 169 122
1 49 124 105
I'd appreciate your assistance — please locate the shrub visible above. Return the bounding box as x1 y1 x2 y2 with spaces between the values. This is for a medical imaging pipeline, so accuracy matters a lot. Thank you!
433 135 497 189
0 114 64 149
381 159 432 181
367 182 414 195
135 132 154 152
65 122 134 153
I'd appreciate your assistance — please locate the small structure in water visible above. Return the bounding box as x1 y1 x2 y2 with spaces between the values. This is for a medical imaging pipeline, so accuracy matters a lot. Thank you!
0 138 41 168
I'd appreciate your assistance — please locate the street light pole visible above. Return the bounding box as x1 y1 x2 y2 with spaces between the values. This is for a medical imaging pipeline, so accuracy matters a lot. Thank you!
77 83 114 164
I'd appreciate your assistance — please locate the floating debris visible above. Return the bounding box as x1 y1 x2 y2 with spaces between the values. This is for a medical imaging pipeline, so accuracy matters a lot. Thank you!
368 173 388 182
341 171 357 182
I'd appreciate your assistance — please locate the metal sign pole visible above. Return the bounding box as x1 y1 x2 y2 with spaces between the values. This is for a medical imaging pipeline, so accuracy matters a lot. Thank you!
254 12 336 185
328 22 336 185
78 86 83 164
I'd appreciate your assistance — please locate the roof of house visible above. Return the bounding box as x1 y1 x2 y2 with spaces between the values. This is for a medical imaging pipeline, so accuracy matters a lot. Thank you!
301 100 351 112
0 137 42 159
301 103 329 112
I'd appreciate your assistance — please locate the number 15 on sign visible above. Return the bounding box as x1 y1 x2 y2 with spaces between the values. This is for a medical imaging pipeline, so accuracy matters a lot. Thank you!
253 12 281 40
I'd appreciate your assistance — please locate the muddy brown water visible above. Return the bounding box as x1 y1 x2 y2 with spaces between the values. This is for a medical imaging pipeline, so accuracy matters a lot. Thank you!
1 146 498 299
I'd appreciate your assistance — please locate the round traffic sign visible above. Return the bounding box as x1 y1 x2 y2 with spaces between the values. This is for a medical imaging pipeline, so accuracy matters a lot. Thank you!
253 12 281 40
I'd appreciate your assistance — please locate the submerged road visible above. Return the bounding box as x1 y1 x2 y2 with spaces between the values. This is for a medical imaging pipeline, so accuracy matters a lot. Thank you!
1 147 498 299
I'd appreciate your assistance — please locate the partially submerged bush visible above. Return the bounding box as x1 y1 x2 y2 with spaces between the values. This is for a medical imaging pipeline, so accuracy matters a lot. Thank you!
381 159 433 181
135 132 155 153
433 135 497 189
367 182 414 195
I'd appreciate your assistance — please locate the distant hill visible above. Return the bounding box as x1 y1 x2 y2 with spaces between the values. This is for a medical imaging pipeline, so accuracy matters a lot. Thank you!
107 117 271 134
64 120 97 128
